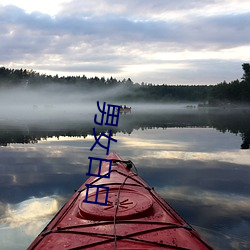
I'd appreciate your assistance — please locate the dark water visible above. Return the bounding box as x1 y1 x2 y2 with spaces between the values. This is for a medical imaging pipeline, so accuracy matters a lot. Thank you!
0 105 250 249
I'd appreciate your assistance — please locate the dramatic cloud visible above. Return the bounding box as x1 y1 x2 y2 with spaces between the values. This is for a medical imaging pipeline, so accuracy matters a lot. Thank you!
0 0 250 84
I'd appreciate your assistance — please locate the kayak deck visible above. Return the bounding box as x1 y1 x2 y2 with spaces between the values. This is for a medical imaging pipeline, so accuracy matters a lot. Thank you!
28 152 213 249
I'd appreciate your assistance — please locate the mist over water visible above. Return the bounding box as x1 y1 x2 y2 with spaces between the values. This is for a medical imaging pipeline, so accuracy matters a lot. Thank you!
0 84 250 249
0 85 95 122
1 84 250 149
0 84 197 124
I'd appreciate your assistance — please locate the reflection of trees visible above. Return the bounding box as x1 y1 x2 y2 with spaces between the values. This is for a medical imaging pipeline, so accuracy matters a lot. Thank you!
0 109 250 149
0 134 38 146
0 123 111 146
200 109 250 149
241 133 250 149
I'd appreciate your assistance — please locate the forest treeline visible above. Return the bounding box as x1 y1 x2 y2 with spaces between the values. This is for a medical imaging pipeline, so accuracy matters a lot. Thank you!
1 108 249 149
0 63 249 104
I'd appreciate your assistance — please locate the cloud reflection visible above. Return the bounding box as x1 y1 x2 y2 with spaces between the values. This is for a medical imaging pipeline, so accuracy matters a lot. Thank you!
0 125 249 249
156 186 250 249
117 128 249 166
154 150 250 167
0 196 59 229
157 186 250 216
0 196 62 249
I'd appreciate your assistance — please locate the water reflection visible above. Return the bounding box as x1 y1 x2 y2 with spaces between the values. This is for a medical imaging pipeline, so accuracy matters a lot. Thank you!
0 196 59 228
0 107 250 149
0 196 62 250
0 108 250 249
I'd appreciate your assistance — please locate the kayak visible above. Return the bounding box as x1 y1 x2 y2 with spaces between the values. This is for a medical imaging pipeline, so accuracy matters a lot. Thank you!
28 152 213 249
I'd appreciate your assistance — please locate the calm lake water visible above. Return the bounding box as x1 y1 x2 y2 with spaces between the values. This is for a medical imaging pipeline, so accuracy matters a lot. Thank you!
0 104 250 249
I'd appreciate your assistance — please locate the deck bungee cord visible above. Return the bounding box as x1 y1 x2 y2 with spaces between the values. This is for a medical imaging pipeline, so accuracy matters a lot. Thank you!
28 152 213 250
112 159 138 249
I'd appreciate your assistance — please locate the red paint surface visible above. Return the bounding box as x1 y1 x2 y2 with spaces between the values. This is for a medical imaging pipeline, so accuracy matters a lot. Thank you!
28 152 213 249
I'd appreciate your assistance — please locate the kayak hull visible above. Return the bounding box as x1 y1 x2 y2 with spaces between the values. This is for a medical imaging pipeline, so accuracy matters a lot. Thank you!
28 152 212 249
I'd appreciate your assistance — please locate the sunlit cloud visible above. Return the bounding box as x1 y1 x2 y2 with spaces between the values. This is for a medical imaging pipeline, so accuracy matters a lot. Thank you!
0 0 66 16
153 46 250 62
0 0 250 84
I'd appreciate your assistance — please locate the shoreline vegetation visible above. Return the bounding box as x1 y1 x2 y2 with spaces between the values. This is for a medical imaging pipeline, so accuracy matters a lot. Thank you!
0 109 249 149
0 63 250 106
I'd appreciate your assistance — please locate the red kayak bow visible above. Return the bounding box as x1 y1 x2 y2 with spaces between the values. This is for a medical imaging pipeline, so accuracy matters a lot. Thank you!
28 152 213 249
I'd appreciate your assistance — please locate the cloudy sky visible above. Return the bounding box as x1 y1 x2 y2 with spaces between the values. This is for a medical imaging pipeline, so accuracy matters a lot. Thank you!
0 0 250 85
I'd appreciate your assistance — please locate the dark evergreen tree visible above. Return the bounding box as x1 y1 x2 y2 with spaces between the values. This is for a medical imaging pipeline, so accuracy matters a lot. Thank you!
242 63 250 83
